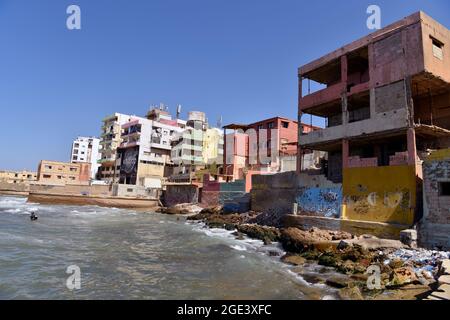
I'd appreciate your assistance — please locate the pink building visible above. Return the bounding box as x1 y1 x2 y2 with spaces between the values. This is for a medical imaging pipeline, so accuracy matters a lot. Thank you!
222 117 319 181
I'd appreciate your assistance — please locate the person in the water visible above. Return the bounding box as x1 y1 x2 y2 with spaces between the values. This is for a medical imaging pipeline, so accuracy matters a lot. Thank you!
30 212 38 221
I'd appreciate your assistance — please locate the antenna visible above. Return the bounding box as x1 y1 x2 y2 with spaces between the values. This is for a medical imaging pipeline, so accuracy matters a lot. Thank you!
176 105 182 119
217 115 223 128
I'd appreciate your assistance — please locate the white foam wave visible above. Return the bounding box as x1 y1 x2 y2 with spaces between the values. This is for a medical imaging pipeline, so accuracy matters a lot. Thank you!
230 245 247 251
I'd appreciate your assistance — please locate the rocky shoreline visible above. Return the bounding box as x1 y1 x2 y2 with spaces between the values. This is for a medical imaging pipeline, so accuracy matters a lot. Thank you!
161 204 450 300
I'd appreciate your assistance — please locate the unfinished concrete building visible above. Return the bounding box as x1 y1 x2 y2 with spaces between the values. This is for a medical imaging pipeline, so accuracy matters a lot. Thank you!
296 12 450 235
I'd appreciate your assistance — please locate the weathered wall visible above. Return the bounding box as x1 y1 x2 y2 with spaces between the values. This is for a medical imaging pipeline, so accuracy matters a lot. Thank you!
251 172 342 218
419 149 450 250
342 165 417 225
30 184 112 196
201 178 250 213
164 184 199 207
371 22 424 88
421 12 450 84
374 80 407 113
112 184 160 199
296 187 342 218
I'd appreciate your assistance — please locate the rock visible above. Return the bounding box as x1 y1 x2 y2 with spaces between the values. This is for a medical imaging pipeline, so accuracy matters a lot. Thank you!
280 227 341 253
325 276 352 288
281 254 306 266
429 290 450 300
232 231 245 240
237 224 281 244
438 275 450 285
162 203 203 215
399 229 418 248
280 228 317 253
318 252 340 268
337 240 351 250
441 260 450 275
199 205 223 215
339 286 364 300
300 250 321 261
387 267 419 288
389 258 404 269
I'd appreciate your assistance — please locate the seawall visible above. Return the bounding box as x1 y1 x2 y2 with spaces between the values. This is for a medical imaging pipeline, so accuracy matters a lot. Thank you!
28 193 159 211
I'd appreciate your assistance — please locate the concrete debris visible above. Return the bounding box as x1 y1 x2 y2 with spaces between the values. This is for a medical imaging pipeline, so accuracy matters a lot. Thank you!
386 248 450 280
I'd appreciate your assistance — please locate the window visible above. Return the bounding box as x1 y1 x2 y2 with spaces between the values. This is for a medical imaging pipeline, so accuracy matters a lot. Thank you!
268 122 274 129
74 143 80 148
43 174 51 179
73 149 79 154
282 121 289 128
57 176 62 180
73 156 78 161
45 165 52 170
439 182 450 196
70 167 77 172
258 124 264 130
431 37 444 60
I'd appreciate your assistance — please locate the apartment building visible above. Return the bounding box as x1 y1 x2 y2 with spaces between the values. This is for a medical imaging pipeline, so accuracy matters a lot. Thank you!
98 113 132 183
223 117 318 180
70 136 100 180
296 12 450 227
0 170 37 184
37 160 91 186
170 111 224 182
117 109 185 188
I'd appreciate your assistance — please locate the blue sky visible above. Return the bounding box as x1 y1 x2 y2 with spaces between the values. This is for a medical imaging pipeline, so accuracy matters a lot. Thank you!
0 0 449 170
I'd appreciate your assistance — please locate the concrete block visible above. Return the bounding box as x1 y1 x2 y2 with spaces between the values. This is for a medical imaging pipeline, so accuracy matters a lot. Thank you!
400 229 418 248
442 260 450 275
430 290 450 300
438 275 450 285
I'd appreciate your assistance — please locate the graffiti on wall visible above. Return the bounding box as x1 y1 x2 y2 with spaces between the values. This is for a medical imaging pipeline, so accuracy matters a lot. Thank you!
296 187 343 218
343 166 416 225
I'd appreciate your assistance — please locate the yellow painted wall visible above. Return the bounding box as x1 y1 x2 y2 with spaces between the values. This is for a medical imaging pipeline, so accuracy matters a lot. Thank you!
203 129 221 164
137 163 164 178
426 148 450 161
342 165 416 225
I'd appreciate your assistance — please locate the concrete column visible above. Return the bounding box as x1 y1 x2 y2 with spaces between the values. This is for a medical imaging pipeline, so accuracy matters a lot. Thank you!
341 55 348 84
342 94 348 125
297 112 303 174
407 128 417 166
297 74 303 174
342 139 350 169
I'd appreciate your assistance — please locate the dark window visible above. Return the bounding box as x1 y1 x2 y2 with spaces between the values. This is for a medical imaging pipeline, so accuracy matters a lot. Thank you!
431 37 444 60
268 122 274 129
439 182 450 196
282 121 289 128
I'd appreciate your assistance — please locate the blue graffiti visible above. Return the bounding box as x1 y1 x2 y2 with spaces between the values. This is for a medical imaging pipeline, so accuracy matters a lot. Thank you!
296 187 342 218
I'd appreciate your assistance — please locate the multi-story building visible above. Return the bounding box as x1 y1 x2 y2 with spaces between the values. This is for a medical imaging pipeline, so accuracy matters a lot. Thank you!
297 12 450 228
37 160 91 186
117 109 185 188
98 113 132 183
222 117 318 180
70 136 100 180
170 111 224 182
0 170 37 184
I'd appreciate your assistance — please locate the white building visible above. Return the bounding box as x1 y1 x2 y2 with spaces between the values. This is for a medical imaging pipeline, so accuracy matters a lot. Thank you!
98 113 132 183
117 110 185 188
70 136 101 179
